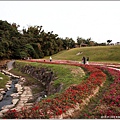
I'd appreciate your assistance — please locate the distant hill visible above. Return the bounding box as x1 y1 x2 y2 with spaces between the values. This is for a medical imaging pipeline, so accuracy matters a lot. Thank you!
44 45 120 62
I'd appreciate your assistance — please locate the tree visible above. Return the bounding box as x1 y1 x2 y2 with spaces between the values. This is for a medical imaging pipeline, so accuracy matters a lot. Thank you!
86 37 91 45
77 37 87 47
31 43 44 58
77 37 81 47
24 44 39 58
107 40 112 45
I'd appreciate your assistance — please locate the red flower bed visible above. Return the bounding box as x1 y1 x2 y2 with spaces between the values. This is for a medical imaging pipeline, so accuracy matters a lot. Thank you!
93 67 120 118
3 61 107 119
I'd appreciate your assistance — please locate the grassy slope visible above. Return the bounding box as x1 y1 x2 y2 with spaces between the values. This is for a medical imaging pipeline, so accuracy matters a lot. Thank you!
44 45 120 63
39 63 85 91
0 72 10 89
13 60 85 93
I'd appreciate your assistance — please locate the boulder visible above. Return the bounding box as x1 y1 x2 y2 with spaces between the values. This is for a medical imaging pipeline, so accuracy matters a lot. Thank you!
1 104 14 110
1 91 6 95
0 108 9 114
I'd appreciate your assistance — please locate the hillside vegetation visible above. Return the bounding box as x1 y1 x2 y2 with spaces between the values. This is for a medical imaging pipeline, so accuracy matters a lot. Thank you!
0 20 75 59
44 45 120 62
0 20 110 60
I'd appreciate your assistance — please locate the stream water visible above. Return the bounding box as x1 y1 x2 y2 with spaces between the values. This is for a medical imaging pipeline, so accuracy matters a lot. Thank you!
0 78 19 110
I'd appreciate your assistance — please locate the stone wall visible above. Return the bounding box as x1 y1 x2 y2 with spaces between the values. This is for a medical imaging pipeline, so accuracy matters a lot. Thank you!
14 63 62 96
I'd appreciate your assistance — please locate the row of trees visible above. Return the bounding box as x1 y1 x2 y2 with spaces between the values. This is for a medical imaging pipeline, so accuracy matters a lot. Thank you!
0 20 109 60
77 37 94 46
77 37 113 47
0 20 75 59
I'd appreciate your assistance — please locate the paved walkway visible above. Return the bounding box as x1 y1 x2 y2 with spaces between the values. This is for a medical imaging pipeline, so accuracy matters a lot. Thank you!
27 59 120 68
7 60 15 71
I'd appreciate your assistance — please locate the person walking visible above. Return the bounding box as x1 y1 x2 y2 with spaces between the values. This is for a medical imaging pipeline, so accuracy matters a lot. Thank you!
50 56 52 62
82 56 86 64
86 57 89 64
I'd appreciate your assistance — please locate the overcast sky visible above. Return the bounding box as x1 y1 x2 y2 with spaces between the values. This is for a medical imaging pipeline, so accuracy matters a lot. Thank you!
0 1 120 43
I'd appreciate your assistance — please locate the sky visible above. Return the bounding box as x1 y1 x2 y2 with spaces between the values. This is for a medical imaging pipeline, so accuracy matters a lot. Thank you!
0 1 120 43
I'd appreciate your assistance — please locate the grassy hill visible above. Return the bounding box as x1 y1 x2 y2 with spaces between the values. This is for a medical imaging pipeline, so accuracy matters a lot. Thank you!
44 45 120 63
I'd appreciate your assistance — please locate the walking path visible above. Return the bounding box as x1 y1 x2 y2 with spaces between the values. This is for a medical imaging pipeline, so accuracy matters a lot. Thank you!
7 60 15 71
28 59 120 70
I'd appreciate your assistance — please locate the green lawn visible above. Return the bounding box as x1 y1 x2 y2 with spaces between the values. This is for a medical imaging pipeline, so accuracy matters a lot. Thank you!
44 45 120 63
0 72 10 89
39 63 85 91
13 60 85 93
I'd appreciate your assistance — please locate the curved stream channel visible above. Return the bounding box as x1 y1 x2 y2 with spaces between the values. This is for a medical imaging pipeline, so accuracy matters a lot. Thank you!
0 78 19 110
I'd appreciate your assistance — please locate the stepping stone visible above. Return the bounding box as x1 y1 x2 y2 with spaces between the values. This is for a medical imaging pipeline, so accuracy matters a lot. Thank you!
12 99 19 105
18 92 22 95
20 98 28 101
11 93 19 98
6 81 12 85
5 85 11 88
0 109 9 113
28 96 33 100
17 101 24 105
0 89 4 91
16 103 24 107
26 94 33 97
1 91 6 95
5 85 11 91
2 104 14 110
21 94 26 97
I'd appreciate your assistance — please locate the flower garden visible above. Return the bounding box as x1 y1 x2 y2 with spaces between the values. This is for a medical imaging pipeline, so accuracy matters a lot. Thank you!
3 60 120 119
92 66 120 119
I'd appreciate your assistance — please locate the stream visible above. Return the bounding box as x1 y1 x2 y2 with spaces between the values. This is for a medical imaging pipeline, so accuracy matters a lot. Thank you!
0 78 19 110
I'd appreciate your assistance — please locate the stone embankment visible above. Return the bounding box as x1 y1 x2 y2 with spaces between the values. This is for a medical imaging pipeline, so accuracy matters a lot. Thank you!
14 63 62 96
0 70 33 117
